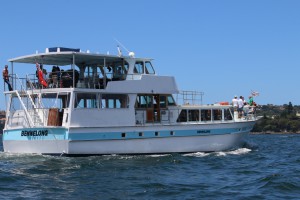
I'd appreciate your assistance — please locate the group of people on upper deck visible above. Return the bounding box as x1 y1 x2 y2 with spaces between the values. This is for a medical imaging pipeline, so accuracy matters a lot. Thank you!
232 95 256 118
35 63 78 88
2 63 77 91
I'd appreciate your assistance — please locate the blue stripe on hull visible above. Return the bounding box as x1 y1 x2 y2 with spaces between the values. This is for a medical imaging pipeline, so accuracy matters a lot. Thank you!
68 128 242 141
3 128 68 141
3 125 254 142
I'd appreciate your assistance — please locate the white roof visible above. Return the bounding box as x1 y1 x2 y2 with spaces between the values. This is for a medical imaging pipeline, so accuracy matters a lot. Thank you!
9 51 153 66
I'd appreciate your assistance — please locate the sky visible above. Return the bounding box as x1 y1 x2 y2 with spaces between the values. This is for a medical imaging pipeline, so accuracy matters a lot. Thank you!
1 0 300 110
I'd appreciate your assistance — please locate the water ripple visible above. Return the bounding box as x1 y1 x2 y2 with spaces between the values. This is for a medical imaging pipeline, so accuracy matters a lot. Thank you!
0 134 300 199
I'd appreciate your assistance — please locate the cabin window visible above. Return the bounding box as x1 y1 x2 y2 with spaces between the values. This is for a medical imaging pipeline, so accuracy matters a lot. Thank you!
188 110 199 121
213 109 222 121
10 93 70 112
135 94 176 109
40 93 71 109
134 61 144 74
145 61 155 74
84 66 94 79
101 94 128 108
201 109 211 121
136 95 153 108
177 109 187 122
104 60 128 80
104 65 113 79
112 60 129 80
75 93 99 109
224 109 233 120
167 95 176 106
160 96 167 108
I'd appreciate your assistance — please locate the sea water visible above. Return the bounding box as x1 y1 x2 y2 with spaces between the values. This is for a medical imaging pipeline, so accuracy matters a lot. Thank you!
0 134 299 199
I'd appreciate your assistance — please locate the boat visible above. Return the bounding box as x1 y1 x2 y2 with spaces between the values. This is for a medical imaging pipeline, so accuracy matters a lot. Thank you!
2 47 258 155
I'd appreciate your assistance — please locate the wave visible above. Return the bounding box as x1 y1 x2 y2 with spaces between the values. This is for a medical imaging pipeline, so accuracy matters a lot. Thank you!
145 154 171 158
183 148 252 157
216 148 252 156
0 151 43 159
182 152 211 157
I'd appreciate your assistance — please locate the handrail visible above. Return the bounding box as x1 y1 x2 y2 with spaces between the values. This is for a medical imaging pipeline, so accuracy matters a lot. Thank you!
10 72 144 90
15 90 34 127
176 90 204 105
15 74 46 126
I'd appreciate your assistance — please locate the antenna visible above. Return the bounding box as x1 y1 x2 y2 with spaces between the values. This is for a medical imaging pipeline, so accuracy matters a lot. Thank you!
114 38 130 53
117 45 122 57
114 38 135 57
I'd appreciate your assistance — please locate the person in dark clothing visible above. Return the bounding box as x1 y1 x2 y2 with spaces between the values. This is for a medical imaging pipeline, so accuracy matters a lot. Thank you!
2 65 13 91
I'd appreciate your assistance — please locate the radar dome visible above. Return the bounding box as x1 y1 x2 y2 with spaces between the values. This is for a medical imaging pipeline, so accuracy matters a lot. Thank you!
129 52 135 58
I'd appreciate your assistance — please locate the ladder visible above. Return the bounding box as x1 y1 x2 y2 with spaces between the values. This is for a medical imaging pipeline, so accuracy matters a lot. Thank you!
14 74 45 127
15 90 34 127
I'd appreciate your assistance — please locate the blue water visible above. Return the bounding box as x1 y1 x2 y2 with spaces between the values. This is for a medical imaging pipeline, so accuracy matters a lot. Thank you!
0 134 300 199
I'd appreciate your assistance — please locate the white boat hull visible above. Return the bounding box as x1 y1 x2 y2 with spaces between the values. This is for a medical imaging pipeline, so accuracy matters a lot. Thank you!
68 132 248 154
3 121 254 155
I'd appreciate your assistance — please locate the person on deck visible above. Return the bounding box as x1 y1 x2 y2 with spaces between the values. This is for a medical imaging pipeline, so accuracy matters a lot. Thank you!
232 95 238 111
2 65 13 91
36 63 48 88
237 96 244 118
248 96 254 106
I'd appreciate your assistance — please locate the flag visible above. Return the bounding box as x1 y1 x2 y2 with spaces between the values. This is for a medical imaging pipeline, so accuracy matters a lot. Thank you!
251 91 260 97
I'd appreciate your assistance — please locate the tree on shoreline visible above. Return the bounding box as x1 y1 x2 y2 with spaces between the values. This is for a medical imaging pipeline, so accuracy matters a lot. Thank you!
252 102 300 133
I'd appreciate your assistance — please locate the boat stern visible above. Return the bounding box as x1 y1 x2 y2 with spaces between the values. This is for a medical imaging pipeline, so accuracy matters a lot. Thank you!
2 127 69 155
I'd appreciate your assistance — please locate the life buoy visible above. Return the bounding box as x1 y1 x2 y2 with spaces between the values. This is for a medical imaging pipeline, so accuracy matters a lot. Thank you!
219 102 229 105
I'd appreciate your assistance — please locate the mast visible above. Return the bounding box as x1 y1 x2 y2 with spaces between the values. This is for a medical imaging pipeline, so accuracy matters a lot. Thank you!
72 53 75 88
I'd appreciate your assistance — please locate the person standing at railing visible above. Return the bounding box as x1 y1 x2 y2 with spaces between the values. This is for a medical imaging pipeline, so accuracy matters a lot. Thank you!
36 63 48 88
237 96 244 118
232 95 238 110
248 96 254 106
2 65 13 91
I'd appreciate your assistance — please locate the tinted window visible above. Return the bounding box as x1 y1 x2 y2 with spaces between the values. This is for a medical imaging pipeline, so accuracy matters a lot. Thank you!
145 61 155 74
134 61 144 74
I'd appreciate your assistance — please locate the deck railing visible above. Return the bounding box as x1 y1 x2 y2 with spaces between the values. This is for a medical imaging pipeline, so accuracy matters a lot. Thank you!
4 73 143 91
176 91 205 105
135 107 257 125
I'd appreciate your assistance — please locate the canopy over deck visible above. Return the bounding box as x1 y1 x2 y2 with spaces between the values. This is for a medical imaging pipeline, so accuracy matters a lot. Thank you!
9 51 152 66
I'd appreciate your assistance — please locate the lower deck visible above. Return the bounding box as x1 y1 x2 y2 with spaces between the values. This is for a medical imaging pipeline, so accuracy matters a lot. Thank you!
5 91 256 128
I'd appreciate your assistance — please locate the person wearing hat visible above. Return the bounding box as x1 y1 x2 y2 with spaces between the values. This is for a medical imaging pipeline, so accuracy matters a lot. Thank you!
232 95 238 111
2 65 13 91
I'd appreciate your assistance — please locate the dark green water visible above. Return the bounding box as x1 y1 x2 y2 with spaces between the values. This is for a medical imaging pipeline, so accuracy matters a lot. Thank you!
0 134 300 199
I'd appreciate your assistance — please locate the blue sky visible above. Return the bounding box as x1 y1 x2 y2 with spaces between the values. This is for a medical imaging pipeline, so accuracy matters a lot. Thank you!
1 0 300 109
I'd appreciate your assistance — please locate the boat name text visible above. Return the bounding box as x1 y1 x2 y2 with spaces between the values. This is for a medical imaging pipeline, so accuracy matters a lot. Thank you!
21 130 48 136
197 130 211 134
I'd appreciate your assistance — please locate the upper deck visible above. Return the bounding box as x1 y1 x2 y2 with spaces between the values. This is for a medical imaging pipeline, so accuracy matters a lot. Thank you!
6 47 178 94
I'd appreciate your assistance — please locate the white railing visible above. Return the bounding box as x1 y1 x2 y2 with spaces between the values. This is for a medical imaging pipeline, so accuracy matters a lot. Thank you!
135 107 257 125
176 90 204 105
14 90 34 127
8 74 47 127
